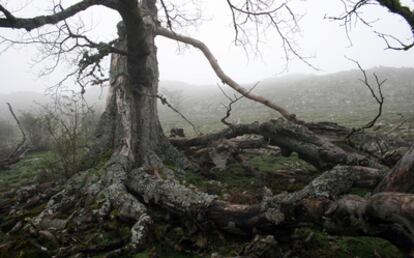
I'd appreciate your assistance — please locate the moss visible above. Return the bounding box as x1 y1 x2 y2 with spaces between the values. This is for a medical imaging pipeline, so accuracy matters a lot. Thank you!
132 251 150 258
292 228 403 258
0 151 57 191
350 187 370 197
180 153 321 203
246 152 318 173
337 237 403 258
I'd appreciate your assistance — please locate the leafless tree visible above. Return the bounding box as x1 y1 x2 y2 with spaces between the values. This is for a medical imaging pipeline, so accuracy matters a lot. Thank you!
1 1 414 257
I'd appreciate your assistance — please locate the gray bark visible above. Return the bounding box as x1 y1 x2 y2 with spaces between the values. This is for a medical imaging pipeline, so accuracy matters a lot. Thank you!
92 2 185 168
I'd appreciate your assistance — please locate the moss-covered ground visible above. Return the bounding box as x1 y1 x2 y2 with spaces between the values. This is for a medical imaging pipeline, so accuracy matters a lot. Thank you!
0 151 404 258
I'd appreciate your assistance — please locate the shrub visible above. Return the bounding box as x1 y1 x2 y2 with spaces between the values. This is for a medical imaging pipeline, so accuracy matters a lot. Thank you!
42 95 99 178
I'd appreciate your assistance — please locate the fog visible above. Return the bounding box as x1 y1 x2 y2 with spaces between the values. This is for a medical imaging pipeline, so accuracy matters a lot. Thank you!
0 0 414 94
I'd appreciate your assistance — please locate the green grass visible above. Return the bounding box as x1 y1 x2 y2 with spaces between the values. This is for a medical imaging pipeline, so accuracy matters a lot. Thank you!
294 228 403 258
132 247 200 258
0 151 56 190
0 148 408 258
338 237 403 258
350 187 371 197
247 152 317 173
182 153 320 203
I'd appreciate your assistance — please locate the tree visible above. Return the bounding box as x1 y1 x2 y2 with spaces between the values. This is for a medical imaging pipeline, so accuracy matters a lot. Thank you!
1 0 414 257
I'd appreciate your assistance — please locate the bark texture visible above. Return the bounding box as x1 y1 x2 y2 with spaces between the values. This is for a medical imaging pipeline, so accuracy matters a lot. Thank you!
92 2 185 168
374 144 414 193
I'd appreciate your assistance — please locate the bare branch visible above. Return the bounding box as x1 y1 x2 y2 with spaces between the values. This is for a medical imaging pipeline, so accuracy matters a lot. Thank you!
159 0 173 30
157 94 202 136
0 103 29 169
156 0 202 31
376 0 414 32
330 0 414 51
218 81 260 128
156 27 303 124
346 57 386 138
225 0 317 69
0 4 15 20
0 0 106 31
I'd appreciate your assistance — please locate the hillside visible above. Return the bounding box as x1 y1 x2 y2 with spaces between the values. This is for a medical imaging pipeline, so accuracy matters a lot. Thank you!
1 66 413 137
158 67 414 136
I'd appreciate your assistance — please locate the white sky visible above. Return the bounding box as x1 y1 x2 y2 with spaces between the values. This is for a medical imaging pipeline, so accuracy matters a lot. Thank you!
0 0 413 93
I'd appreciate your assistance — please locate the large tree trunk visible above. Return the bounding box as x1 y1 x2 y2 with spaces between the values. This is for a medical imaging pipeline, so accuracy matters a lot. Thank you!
92 2 183 168
32 2 187 255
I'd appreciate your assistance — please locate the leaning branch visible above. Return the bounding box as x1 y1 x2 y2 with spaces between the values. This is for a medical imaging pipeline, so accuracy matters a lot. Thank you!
0 103 29 169
376 0 414 35
156 27 302 124
157 94 202 136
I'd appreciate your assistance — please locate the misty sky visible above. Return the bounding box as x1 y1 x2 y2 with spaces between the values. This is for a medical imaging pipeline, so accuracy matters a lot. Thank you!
0 0 414 94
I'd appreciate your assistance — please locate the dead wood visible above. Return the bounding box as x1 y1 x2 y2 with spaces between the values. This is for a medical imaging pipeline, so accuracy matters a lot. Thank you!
170 119 381 170
306 121 409 164
374 144 414 193
125 165 414 256
186 136 267 170
0 103 30 170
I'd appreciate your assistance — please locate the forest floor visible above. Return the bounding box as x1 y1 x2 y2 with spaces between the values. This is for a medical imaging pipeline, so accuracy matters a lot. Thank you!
0 150 404 258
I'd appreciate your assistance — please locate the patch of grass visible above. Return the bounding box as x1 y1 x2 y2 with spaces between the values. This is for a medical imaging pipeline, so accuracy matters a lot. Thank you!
0 151 57 190
293 228 403 258
350 187 370 197
247 153 317 173
338 237 403 258
181 153 321 202
132 247 199 258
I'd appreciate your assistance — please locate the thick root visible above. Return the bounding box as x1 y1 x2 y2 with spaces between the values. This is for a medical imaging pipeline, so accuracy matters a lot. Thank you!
28 158 152 257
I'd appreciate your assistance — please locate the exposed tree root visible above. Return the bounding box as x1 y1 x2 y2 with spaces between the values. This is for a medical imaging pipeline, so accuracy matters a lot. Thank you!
2 123 414 257
18 157 152 257
126 164 414 256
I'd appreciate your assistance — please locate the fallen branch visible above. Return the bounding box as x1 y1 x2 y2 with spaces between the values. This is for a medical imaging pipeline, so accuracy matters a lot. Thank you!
386 117 408 136
125 164 414 256
0 103 29 169
374 144 414 193
170 119 381 170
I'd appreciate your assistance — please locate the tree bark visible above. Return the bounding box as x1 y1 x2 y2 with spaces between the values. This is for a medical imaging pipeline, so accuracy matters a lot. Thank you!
374 144 414 193
126 165 414 256
92 1 184 167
